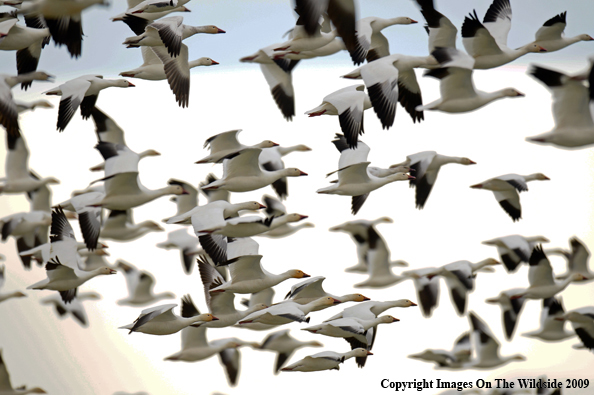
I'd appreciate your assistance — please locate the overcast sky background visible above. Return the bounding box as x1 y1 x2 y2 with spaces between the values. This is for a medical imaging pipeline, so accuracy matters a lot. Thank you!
1 0 594 394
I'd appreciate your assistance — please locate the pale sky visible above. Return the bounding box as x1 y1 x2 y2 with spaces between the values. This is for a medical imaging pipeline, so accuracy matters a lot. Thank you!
1 1 594 395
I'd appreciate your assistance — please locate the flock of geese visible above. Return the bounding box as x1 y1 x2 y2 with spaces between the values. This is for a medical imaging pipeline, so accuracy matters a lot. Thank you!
0 0 593 394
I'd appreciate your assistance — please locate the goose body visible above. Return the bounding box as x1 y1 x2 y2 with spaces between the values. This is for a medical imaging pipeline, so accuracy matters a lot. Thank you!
195 129 278 164
258 144 311 199
522 297 575 341
531 12 593 53
156 228 200 274
482 234 549 272
283 276 369 307
258 329 323 374
485 288 526 340
303 315 398 343
408 332 471 368
100 209 163 242
116 260 174 306
40 291 100 327
354 16 418 62
556 307 594 351
281 348 372 372
239 297 342 326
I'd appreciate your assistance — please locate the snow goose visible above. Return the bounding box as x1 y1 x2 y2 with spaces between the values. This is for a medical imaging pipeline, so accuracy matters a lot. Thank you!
461 0 546 70
123 16 225 57
408 331 471 368
200 213 309 239
40 291 101 327
353 16 418 62
209 247 310 294
281 348 372 372
55 188 104 251
329 216 393 273
239 45 298 120
100 209 164 242
0 350 47 394
0 265 26 303
45 75 135 131
26 208 116 303
417 47 524 113
273 18 337 54
258 330 323 374
317 161 412 215
180 200 264 263
485 288 526 340
401 268 440 317
90 107 126 145
257 195 314 238
555 307 594 351
119 296 218 335
531 12 593 53
112 2 191 35
430 258 500 316
156 228 200 274
554 237 594 282
201 148 308 193
15 99 53 113
195 129 278 164
522 297 574 342
1 133 59 194
258 144 311 199
305 85 371 149
470 173 550 222
525 65 594 149
239 297 342 326
302 315 399 345
0 18 50 90
403 151 476 209
199 173 229 203
466 311 525 369
273 38 345 60
1 210 51 269
510 246 585 300
283 276 369 307
0 71 53 136
116 260 175 306
353 226 405 289
415 0 458 52
162 179 197 221
342 54 436 128
197 255 268 328
482 234 549 272
125 0 190 15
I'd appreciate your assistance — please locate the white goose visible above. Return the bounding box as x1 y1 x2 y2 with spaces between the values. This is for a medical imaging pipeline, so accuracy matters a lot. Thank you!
45 75 135 131
302 315 399 344
123 16 225 56
258 195 315 238
156 228 200 274
116 260 174 306
40 291 101 327
401 151 476 209
0 265 26 304
408 332 471 369
200 148 308 193
195 129 278 164
258 330 323 374
485 288 526 341
415 0 458 52
281 348 372 372
200 213 309 239
482 234 550 272
239 297 342 326
470 173 550 222
417 47 524 113
283 276 369 307
162 179 197 221
305 85 371 149
353 16 418 62
100 209 164 242
460 0 546 69
1 210 52 269
258 144 312 200
531 12 593 53
113 4 191 35
119 297 218 335
401 268 440 318
555 307 594 351
0 349 47 394
554 237 594 282
522 297 575 342
526 65 594 149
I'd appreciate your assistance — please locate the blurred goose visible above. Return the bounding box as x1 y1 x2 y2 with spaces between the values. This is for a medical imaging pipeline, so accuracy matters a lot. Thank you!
470 173 550 221
305 85 371 149
408 331 471 368
156 228 200 274
90 107 126 144
112 2 191 35
401 151 476 209
522 297 574 341
195 129 278 164
273 21 337 54
0 71 53 136
415 0 457 52
531 12 593 53
283 276 369 307
0 18 50 90
467 311 525 369
258 144 311 199
353 16 418 62
199 174 229 203
554 237 594 281
123 17 225 57
1 210 52 269
239 296 342 326
281 348 372 372
119 297 218 335
354 226 405 289
197 256 268 328
258 195 314 238
45 75 135 131
555 307 594 351
461 0 546 69
401 268 440 317
200 213 309 239
526 65 594 149
15 99 53 113
55 189 104 251
511 246 585 300
0 350 47 394
482 234 550 272
485 288 526 340
116 260 175 306
200 148 308 193
162 179 197 221
302 315 399 344
0 265 26 303
100 209 164 242
27 208 116 303
40 291 101 327
417 47 524 113
258 330 323 374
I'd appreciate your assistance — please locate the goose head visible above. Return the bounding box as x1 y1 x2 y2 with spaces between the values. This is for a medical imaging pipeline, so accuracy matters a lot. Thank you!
168 184 189 195
394 299 418 307
195 25 226 34
193 57 219 66
501 88 525 97
459 157 476 165
342 293 370 302
256 140 279 149
238 201 267 211
350 348 373 358
42 177 60 185
98 267 117 275
522 43 547 53
29 71 54 82
193 313 219 323
110 79 135 88
294 144 312 151
284 213 308 223
288 270 310 279
284 168 308 177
